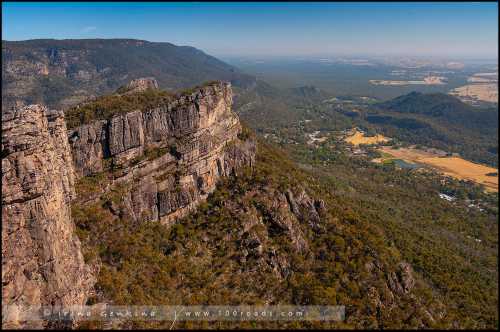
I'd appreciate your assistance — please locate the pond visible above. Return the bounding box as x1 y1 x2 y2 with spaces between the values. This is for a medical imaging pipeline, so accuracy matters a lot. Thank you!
393 159 421 169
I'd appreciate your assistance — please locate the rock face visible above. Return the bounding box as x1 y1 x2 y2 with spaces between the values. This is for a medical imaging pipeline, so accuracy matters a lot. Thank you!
69 82 256 224
388 262 416 295
233 187 319 279
0 81 253 327
2 105 95 328
123 77 159 94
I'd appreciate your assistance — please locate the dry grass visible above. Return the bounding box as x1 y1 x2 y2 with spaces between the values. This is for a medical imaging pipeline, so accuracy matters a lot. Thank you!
450 83 498 103
345 129 390 146
378 146 498 192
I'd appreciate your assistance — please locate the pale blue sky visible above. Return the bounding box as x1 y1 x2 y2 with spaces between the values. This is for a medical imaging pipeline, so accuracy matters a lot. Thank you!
2 2 498 58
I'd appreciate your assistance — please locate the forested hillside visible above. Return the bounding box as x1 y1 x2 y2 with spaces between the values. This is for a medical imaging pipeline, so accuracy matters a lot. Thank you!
372 92 498 166
74 138 454 329
2 39 256 108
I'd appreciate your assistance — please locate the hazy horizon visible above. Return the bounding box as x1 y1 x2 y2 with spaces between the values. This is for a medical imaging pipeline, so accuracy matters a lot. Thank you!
2 2 498 59
2 37 498 62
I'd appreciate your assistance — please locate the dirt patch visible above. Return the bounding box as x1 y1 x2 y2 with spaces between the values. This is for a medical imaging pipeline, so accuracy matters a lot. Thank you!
345 129 390 146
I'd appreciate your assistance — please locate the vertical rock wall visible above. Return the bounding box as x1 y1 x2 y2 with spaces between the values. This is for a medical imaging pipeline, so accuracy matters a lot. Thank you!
2 105 95 328
69 82 256 224
1 82 254 327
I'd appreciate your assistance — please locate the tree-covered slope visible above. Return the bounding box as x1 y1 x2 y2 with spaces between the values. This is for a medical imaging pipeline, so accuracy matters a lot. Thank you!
377 91 498 131
2 39 256 108
74 138 451 329
368 92 499 166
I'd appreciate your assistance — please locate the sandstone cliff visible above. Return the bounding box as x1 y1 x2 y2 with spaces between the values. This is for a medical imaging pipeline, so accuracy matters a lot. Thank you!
2 105 96 328
1 81 255 328
69 81 255 224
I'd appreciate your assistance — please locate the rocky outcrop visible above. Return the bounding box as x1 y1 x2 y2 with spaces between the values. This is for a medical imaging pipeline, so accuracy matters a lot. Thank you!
285 189 326 232
0 82 253 326
228 185 328 280
2 105 95 328
122 77 159 94
363 259 424 322
387 262 416 295
69 82 256 224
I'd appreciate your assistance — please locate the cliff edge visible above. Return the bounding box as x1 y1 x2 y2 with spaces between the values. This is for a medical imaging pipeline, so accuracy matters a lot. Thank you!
69 81 256 224
1 81 255 328
2 105 96 328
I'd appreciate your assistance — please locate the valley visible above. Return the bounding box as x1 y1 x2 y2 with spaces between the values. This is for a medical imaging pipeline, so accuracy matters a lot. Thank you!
225 57 497 101
232 62 498 327
2 38 498 330
339 127 498 192
2 2 498 330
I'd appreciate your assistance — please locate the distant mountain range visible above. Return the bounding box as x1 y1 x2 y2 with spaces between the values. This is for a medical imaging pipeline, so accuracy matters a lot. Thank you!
2 39 256 108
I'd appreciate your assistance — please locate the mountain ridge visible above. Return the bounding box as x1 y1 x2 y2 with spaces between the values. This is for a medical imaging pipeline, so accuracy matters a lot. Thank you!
2 38 257 109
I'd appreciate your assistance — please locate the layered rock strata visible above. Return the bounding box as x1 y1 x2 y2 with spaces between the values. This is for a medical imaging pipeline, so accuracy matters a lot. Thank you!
69 82 255 224
1 105 95 328
1 82 254 328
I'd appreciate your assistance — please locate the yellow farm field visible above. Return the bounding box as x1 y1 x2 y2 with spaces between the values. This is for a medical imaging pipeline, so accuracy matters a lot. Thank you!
345 129 390 146
378 147 498 192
